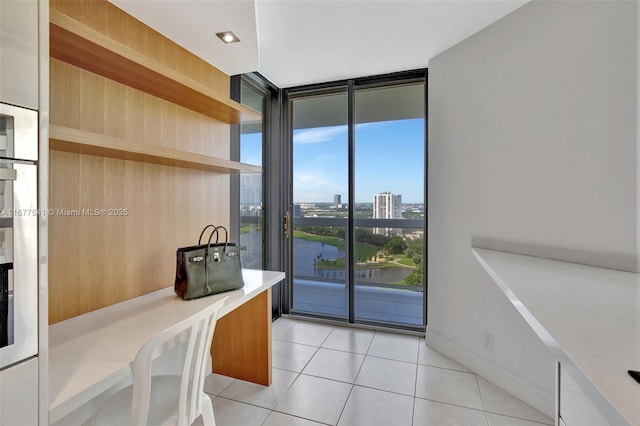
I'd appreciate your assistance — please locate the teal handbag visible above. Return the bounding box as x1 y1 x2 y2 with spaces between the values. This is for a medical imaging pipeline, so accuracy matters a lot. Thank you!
174 225 244 300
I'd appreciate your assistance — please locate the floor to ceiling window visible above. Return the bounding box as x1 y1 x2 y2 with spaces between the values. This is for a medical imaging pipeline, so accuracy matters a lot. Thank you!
238 79 265 270
287 71 427 331
231 73 286 319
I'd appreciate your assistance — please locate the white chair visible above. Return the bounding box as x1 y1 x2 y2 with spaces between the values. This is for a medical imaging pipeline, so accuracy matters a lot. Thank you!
87 297 228 426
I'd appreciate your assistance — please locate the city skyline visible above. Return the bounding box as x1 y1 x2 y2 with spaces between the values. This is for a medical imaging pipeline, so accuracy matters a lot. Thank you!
293 118 424 204
241 117 425 204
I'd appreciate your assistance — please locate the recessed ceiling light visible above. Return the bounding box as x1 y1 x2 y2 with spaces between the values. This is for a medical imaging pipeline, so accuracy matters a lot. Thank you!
216 31 240 44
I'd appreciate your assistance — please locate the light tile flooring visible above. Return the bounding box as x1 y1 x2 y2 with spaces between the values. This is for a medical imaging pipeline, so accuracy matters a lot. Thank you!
204 317 553 426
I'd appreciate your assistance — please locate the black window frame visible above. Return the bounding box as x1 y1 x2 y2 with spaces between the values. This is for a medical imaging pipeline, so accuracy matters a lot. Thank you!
230 72 285 320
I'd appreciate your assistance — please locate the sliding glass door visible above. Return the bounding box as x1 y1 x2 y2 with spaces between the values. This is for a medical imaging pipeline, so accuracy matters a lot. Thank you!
288 72 426 330
353 82 425 326
290 89 349 319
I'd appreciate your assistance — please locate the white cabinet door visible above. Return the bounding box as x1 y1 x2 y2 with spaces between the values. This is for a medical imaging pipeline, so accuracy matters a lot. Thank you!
0 0 39 109
0 357 38 426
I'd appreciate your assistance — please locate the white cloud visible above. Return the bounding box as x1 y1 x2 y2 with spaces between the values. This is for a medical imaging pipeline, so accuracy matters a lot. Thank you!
292 122 384 146
294 169 346 202
293 125 347 145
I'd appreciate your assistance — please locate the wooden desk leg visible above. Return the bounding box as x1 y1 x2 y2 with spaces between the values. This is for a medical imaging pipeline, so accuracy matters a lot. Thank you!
211 289 272 386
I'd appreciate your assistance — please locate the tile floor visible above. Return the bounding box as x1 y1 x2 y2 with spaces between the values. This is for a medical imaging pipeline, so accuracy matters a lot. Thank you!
204 317 554 426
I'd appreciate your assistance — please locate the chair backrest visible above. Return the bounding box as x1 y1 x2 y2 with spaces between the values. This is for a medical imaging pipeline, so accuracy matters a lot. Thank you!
129 297 228 426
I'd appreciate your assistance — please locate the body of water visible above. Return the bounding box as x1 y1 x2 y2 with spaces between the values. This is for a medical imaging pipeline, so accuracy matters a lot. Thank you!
293 238 412 284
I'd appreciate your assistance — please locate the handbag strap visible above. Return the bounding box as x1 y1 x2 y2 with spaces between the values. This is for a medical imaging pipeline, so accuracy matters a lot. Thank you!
198 224 219 245
215 226 229 246
202 225 227 294
203 226 218 294
206 226 220 248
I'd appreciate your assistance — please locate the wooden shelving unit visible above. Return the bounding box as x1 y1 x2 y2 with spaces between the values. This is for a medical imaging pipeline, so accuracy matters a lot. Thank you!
49 9 261 124
47 0 259 324
49 125 262 174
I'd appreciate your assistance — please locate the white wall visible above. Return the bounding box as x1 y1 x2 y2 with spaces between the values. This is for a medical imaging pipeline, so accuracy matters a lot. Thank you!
427 0 638 416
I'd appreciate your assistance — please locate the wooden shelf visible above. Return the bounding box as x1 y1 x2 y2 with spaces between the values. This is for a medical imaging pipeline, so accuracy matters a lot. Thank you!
49 10 261 125
49 125 263 174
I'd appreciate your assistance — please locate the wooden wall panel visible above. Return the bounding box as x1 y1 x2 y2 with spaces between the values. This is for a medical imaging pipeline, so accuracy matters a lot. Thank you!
50 0 229 95
48 1 233 323
50 59 230 159
49 152 231 323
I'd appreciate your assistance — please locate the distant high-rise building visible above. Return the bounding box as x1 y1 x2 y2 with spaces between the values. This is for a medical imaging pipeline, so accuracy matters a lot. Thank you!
373 192 402 235
334 194 341 208
373 192 402 219
293 204 302 217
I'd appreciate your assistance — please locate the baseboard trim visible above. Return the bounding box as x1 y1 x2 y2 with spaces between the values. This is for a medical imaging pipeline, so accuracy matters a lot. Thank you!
426 328 555 418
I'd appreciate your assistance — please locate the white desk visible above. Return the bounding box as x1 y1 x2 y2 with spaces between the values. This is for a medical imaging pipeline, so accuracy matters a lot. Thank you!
48 269 284 424
472 248 639 425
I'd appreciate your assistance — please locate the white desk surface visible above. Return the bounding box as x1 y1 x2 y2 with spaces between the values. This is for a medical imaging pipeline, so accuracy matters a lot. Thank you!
48 269 285 423
472 248 639 425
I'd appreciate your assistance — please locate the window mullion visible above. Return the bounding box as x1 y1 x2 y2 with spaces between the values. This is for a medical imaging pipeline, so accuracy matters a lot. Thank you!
347 79 355 324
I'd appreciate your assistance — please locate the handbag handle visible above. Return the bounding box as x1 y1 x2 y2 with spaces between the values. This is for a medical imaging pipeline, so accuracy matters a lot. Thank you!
215 226 229 245
198 224 219 245
206 226 221 248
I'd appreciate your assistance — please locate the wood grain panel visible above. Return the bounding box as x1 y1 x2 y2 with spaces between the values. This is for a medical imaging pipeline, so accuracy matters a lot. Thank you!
125 85 145 143
212 290 273 386
50 59 81 129
79 69 105 134
104 79 126 138
50 0 229 95
49 20 257 124
50 59 232 159
48 151 231 323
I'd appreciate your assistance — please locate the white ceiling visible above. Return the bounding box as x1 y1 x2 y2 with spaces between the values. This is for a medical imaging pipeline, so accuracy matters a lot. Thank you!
109 0 260 77
109 0 528 88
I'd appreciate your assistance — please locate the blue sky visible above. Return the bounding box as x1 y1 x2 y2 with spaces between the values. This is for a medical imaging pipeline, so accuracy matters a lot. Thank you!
241 118 425 204
240 131 262 166
293 118 425 203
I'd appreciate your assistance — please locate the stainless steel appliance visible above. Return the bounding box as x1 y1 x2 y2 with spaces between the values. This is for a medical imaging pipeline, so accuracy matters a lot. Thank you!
0 102 38 369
